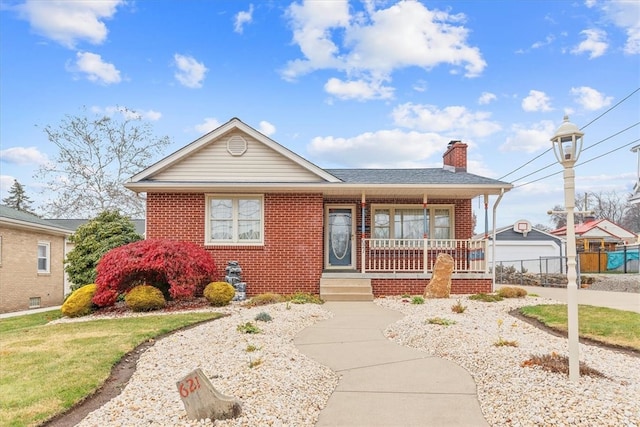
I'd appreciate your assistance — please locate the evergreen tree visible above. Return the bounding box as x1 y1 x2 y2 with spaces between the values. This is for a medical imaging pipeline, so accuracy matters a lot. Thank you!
2 180 36 214
65 210 142 290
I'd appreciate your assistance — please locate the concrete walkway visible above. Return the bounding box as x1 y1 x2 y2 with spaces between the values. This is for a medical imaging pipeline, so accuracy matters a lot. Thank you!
294 302 488 427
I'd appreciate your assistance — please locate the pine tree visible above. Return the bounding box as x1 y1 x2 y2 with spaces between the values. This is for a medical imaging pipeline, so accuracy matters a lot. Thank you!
2 180 36 214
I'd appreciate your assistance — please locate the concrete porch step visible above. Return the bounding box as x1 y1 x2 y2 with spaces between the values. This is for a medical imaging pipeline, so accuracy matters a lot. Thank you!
320 277 373 302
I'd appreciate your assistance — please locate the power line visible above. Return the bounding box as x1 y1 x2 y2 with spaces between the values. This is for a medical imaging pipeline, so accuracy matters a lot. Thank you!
513 138 640 189
498 87 640 181
509 122 640 184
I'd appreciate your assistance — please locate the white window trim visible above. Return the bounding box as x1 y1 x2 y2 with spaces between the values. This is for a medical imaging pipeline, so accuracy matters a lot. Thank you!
205 194 264 246
37 241 51 274
370 204 455 241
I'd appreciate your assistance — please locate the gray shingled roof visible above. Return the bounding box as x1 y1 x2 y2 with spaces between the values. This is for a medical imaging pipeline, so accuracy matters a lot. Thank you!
326 168 510 186
47 218 146 236
0 204 73 233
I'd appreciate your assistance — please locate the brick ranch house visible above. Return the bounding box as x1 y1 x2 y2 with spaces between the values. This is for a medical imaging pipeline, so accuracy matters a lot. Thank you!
125 118 513 300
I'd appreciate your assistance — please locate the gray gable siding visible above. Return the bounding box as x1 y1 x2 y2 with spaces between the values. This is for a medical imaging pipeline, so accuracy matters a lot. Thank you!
495 228 562 243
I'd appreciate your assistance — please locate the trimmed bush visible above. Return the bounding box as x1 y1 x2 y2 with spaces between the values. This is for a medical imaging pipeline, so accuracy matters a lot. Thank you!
93 239 217 307
244 293 286 307
61 284 97 317
287 292 323 304
497 286 528 298
204 282 235 306
124 285 166 312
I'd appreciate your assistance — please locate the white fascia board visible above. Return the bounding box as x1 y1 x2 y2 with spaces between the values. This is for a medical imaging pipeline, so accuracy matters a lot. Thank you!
124 181 512 197
0 218 73 236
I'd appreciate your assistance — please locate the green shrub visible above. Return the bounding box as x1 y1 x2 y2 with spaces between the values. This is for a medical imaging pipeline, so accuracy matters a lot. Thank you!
237 322 261 334
124 285 166 312
287 292 323 304
426 317 456 326
244 293 286 307
61 284 97 317
496 286 528 298
468 293 503 302
254 311 273 322
65 210 142 291
204 281 235 306
411 296 425 304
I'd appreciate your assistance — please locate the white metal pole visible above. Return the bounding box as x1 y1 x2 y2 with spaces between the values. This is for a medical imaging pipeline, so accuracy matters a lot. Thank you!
564 165 580 382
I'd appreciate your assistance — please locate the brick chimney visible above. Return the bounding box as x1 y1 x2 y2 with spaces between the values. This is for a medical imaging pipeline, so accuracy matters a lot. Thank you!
443 140 467 172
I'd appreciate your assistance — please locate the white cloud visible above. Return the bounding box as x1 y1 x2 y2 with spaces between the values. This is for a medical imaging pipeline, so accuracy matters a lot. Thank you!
324 77 394 101
173 54 208 88
69 52 121 84
596 0 640 55
259 121 276 136
500 120 556 153
391 103 501 138
531 35 555 50
282 0 486 100
570 86 613 111
0 175 18 197
234 4 254 34
0 146 49 165
478 92 497 105
572 29 608 59
15 0 124 49
93 106 161 121
308 129 449 168
522 90 553 112
194 118 222 134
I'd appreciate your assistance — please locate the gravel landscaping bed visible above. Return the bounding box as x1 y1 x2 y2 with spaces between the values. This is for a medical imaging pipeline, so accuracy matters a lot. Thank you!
49 293 639 427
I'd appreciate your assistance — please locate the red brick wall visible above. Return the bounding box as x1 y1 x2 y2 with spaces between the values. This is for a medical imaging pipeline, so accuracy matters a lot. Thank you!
147 192 324 296
371 278 492 297
146 193 481 296
443 142 468 171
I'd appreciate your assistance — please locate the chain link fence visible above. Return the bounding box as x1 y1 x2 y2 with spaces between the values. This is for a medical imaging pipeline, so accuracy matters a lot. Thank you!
492 257 573 287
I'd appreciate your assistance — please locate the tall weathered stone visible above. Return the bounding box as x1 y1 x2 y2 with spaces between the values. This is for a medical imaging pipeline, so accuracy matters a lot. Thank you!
424 253 454 298
177 368 242 421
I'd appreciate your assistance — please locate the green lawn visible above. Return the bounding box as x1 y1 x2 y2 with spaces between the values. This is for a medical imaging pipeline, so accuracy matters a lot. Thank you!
0 310 224 427
519 304 640 351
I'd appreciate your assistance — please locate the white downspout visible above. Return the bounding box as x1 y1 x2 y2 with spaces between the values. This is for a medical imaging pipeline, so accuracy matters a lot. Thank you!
491 188 505 292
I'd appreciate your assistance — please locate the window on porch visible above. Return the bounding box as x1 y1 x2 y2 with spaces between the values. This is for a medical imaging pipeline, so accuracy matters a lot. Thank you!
371 205 453 240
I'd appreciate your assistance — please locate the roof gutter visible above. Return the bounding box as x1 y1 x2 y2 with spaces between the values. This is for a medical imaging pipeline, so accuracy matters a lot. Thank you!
491 188 506 292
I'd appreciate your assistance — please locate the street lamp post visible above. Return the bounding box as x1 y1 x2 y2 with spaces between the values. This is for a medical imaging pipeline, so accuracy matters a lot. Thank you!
551 115 583 382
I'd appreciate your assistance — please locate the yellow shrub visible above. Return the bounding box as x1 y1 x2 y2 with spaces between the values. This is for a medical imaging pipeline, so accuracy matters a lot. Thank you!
497 286 528 298
125 285 166 312
61 284 97 317
203 282 235 306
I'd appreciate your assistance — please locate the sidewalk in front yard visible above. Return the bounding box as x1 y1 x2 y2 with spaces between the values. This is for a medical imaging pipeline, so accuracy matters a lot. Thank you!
512 286 640 313
294 301 489 427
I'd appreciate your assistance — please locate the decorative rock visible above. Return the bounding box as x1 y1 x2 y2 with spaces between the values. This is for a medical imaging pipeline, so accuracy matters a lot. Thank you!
424 253 454 298
225 261 247 301
176 368 242 421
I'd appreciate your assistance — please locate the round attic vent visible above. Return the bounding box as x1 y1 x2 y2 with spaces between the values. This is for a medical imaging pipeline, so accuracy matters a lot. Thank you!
227 135 247 156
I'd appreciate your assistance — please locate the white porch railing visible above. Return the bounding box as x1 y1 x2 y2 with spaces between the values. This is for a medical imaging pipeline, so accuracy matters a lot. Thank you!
361 238 487 273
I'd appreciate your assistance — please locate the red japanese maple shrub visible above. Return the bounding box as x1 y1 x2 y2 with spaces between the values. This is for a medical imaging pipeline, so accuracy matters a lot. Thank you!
93 239 217 307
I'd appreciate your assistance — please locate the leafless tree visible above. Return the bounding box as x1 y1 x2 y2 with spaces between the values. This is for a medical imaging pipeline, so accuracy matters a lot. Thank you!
35 107 171 218
548 190 635 231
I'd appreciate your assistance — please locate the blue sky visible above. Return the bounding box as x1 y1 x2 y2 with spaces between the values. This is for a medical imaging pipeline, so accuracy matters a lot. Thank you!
1 0 639 229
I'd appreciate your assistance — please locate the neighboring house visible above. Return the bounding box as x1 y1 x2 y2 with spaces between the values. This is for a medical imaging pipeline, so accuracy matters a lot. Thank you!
47 218 145 295
630 144 640 205
551 217 638 252
0 205 73 313
475 220 564 274
124 118 513 300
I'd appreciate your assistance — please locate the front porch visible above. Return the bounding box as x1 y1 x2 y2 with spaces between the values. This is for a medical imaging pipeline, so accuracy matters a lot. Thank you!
321 238 492 300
